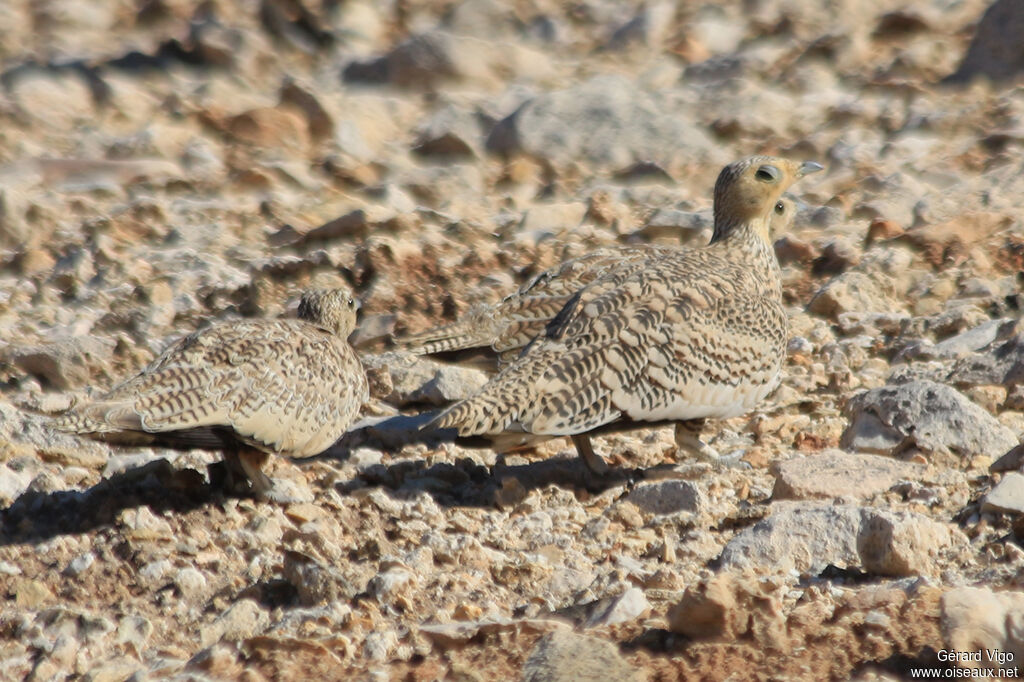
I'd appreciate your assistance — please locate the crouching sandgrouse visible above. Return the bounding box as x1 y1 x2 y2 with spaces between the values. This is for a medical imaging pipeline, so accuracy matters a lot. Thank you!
54 287 369 499
431 156 822 473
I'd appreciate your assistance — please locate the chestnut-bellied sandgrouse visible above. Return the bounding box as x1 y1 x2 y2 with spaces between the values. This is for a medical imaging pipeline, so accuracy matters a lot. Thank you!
54 288 369 498
430 157 822 473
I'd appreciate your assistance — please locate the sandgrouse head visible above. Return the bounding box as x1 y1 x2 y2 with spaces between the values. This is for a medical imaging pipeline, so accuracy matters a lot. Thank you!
712 156 822 243
298 287 360 337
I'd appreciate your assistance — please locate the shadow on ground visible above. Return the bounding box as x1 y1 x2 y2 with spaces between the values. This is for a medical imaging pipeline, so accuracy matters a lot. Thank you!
1 459 217 546
323 411 644 506
2 412 642 545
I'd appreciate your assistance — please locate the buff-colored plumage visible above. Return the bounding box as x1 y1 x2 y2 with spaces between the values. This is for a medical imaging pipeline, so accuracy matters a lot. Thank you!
54 288 368 496
399 198 798 363
432 157 821 472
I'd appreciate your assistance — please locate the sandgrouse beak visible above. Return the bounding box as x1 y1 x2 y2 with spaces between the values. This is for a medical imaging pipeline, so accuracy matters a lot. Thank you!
796 161 824 178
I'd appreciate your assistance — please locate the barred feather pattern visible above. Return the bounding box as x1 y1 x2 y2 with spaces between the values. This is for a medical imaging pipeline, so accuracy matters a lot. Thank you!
433 157 818 442
396 246 661 357
434 246 785 435
398 198 796 361
54 289 368 459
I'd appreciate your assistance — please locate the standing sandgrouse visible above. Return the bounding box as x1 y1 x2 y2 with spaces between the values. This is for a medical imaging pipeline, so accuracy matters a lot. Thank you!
431 157 821 473
54 287 369 499
398 198 798 365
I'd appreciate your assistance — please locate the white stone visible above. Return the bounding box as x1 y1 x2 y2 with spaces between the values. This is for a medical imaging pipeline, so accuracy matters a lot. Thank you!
982 472 1024 515
583 587 651 628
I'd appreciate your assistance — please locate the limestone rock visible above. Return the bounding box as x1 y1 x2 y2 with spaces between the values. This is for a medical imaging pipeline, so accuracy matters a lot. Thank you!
635 208 711 245
772 451 925 501
990 444 1024 473
8 68 95 129
199 600 270 646
12 578 56 609
376 355 490 407
982 472 1024 515
521 630 638 682
626 479 705 515
0 460 38 508
718 503 964 578
418 618 564 649
518 202 587 236
857 509 963 577
226 107 310 151
605 2 676 51
716 503 863 575
582 587 651 628
905 319 1013 361
841 380 1018 461
343 30 500 88
941 586 1024 672
667 571 787 650
949 333 1024 389
115 615 153 654
82 660 144 682
443 0 519 38
413 104 482 157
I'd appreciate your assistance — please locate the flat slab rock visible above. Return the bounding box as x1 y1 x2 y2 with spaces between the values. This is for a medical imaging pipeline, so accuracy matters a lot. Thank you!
771 450 925 500
716 502 964 577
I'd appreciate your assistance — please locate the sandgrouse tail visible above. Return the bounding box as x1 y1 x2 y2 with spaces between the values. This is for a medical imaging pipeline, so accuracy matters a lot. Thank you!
54 288 369 499
431 156 822 473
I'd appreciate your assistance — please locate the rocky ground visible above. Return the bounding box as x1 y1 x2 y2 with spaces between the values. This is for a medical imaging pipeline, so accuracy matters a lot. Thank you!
1 0 1024 680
